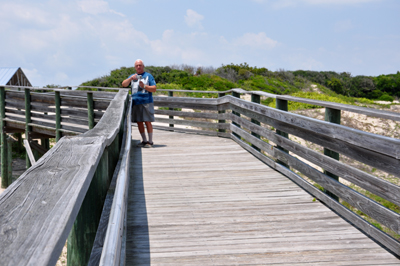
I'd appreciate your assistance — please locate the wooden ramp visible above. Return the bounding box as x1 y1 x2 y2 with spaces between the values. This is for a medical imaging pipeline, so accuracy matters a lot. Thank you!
126 129 399 265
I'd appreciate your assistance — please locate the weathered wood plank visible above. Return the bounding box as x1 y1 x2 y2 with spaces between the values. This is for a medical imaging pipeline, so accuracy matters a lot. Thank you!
5 108 25 116
126 129 400 265
88 103 130 266
230 113 400 206
59 108 104 120
5 99 25 110
93 100 110 110
58 90 116 100
0 90 128 266
231 125 400 235
231 104 400 177
152 125 231 138
229 96 400 159
232 135 400 258
61 96 88 108
155 117 230 130
30 93 56 105
278 95 400 122
30 102 56 113
155 109 226 120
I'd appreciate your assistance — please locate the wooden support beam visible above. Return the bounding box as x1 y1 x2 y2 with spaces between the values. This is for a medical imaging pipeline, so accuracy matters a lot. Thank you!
324 107 341 201
168 91 174 129
87 92 95 130
4 128 24 134
7 137 12 185
25 88 32 169
68 148 109 266
218 93 226 133
23 139 36 166
275 98 289 168
232 91 241 139
55 91 61 142
0 86 9 188
17 133 23 153
29 139 48 155
251 94 261 152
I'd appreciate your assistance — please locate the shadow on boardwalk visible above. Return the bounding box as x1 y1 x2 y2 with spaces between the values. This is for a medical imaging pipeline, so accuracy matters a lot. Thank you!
126 141 150 265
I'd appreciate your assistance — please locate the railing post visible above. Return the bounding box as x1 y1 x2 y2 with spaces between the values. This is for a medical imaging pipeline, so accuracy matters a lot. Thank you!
0 86 9 188
324 107 341 201
168 91 174 129
16 133 23 153
55 91 61 142
251 94 261 152
41 137 50 150
218 93 226 133
232 91 241 139
87 92 95 130
25 88 31 169
68 148 109 266
276 98 289 167
7 137 12 185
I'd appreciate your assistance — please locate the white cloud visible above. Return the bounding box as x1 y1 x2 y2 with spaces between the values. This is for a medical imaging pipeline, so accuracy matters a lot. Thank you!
77 0 124 16
77 0 109 14
234 32 278 49
0 0 152 85
184 9 204 29
150 29 208 62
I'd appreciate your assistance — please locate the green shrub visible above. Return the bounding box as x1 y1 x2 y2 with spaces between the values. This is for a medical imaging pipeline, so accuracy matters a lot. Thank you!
378 93 394 102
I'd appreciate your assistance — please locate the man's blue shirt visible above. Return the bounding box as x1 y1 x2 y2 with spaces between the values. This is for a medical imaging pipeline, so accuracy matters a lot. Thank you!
129 72 156 105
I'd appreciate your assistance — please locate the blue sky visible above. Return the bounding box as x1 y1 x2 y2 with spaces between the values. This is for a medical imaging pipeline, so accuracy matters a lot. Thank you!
0 0 399 87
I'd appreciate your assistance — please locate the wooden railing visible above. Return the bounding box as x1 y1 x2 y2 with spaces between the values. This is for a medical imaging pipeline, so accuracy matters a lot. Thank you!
0 85 118 186
153 88 400 257
1 85 399 265
0 87 130 266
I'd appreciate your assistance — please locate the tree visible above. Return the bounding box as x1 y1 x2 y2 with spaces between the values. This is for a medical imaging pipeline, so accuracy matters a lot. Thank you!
327 78 344 94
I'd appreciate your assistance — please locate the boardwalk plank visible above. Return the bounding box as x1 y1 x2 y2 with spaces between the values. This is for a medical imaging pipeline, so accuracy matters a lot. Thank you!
126 129 399 265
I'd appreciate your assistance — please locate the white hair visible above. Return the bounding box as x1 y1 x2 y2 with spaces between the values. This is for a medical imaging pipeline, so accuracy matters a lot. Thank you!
135 59 144 66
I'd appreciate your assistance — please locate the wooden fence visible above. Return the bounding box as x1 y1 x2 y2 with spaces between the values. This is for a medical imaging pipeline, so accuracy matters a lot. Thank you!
0 86 118 187
153 88 400 257
0 86 130 266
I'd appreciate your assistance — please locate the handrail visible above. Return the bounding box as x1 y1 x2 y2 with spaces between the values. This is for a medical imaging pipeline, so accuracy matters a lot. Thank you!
156 87 400 122
5 84 398 122
99 100 132 265
0 90 129 266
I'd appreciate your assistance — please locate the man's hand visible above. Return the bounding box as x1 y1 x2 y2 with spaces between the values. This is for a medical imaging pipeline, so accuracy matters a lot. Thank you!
139 81 145 89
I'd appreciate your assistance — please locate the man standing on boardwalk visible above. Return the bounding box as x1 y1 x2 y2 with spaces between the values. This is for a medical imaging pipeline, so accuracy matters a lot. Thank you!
122 59 157 148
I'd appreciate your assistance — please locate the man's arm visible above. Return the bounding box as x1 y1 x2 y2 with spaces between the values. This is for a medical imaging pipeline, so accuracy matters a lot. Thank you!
143 84 157 93
122 74 137 87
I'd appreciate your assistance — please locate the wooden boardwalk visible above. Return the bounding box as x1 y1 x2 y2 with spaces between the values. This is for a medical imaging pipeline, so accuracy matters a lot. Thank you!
126 129 399 265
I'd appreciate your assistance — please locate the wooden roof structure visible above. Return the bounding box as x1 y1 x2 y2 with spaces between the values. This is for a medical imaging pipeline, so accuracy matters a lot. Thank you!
0 67 32 86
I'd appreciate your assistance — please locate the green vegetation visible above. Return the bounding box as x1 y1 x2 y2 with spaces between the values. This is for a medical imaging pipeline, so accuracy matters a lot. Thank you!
291 70 400 99
79 63 399 107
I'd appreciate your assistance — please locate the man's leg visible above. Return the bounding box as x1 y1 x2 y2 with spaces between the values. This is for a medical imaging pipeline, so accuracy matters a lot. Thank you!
145 121 153 144
137 122 147 143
